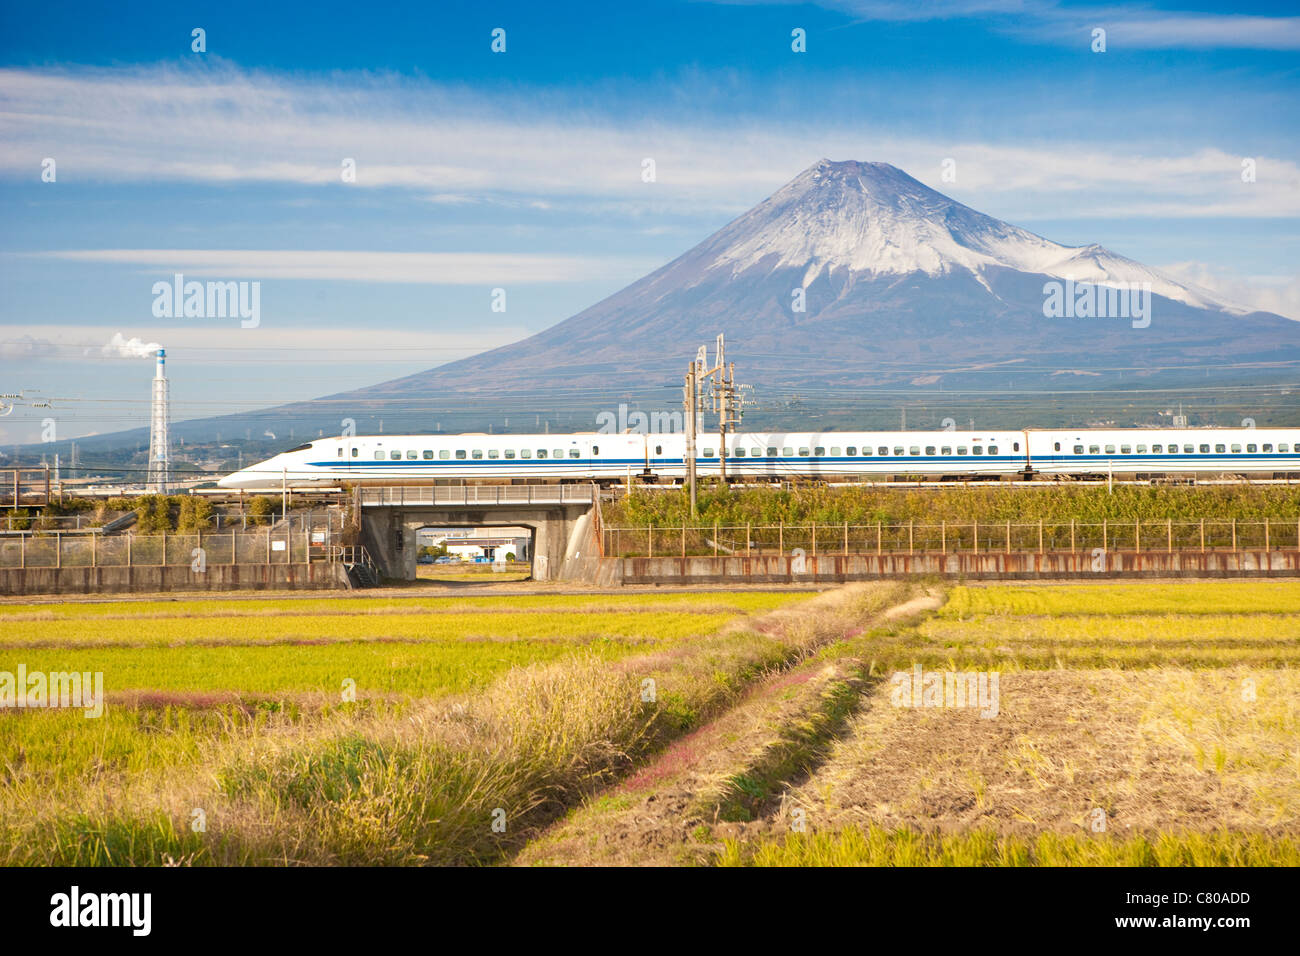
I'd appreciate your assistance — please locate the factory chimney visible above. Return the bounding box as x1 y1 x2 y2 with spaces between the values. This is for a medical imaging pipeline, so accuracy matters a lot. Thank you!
146 348 171 492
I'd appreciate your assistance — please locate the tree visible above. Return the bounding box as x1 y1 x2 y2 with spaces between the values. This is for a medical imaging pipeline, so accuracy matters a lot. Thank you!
247 496 274 527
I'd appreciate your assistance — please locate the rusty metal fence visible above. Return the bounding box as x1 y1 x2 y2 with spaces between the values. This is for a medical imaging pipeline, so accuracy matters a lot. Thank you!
604 518 1300 558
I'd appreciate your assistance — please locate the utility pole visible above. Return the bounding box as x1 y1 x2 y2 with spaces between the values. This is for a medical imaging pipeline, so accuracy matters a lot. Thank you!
684 361 699 516
685 334 750 510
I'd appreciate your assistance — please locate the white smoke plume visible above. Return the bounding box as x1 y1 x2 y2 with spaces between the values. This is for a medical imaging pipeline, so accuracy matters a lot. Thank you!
102 332 162 359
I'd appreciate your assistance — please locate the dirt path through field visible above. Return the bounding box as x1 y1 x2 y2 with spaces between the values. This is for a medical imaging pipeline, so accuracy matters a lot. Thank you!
514 589 942 866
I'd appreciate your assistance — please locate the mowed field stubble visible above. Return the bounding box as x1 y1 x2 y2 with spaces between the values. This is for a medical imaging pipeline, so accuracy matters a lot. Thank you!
1 581 1296 866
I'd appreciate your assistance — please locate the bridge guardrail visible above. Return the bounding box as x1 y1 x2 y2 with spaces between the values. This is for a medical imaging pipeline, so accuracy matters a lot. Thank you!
359 485 596 507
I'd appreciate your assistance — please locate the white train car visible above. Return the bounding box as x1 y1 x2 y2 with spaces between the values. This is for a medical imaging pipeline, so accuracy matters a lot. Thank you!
1025 428 1300 475
216 427 1300 490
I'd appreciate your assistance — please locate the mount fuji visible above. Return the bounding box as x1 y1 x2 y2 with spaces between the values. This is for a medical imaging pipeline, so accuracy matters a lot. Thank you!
346 158 1292 405
129 159 1300 447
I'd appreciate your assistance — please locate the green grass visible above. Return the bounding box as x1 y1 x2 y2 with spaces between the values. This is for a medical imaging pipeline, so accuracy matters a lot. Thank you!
717 826 1300 866
3 638 646 696
0 610 740 647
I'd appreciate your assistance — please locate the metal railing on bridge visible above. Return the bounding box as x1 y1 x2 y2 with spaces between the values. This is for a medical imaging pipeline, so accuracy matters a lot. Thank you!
359 485 596 507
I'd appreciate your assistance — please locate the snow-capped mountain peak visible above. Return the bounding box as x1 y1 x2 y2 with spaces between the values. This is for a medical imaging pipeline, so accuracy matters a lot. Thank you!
693 159 1238 312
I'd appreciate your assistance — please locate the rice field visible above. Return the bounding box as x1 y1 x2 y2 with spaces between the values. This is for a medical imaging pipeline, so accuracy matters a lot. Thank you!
710 581 1300 867
0 585 852 865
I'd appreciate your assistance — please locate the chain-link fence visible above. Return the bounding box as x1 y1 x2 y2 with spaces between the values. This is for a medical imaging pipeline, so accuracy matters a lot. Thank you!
0 530 333 569
603 518 1300 558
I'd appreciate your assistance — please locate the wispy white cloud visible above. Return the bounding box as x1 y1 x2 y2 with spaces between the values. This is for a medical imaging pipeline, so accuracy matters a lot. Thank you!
0 334 58 359
2 63 1296 223
1159 261 1300 320
30 249 660 284
5 324 531 361
771 1 1300 49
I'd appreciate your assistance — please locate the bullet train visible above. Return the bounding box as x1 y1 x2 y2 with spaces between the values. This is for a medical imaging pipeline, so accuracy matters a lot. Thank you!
216 427 1300 489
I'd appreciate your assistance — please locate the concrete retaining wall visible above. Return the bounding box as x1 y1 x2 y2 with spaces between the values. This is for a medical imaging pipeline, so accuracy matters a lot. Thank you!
618 549 1300 585
0 562 350 596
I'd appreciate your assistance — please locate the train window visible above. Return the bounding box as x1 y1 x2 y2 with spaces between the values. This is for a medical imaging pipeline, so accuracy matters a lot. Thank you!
1231 445 1242 454
554 449 565 459
407 450 418 460
1136 445 1147 454
352 448 358 458
1152 445 1162 453
1089 445 1100 454
472 450 483 460
734 448 745 458
439 450 450 460
1247 444 1257 454
767 447 777 457
925 446 936 455
989 446 998 455
1104 445 1115 454
941 446 952 456
893 446 904 456
390 451 402 460
878 446 888 456
971 446 983 456
1054 442 1061 451
1014 442 1020 451
654 446 662 456
1281 444 1291 453
862 447 873 456
337 448 343 457
1263 444 1273 453
830 447 841 456
537 450 547 459
521 449 532 459
799 447 810 457
846 446 856 456
814 446 825 457
1183 444 1194 453
1200 444 1210 454
569 449 580 459
374 451 383 460
703 448 714 458
782 447 794 457
592 445 599 455
1074 445 1084 454
955 447 967 456
455 450 466 459
505 450 516 459
1120 445 1131 455
487 450 499 459
1167 446 1178 455
1215 444 1227 454
423 450 434 460
910 446 921 456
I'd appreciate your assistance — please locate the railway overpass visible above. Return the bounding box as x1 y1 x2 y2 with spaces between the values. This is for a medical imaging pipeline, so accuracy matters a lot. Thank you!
356 485 603 582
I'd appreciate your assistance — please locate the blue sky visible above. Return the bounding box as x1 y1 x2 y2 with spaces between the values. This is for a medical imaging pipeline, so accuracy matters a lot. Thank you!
1 0 1297 444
